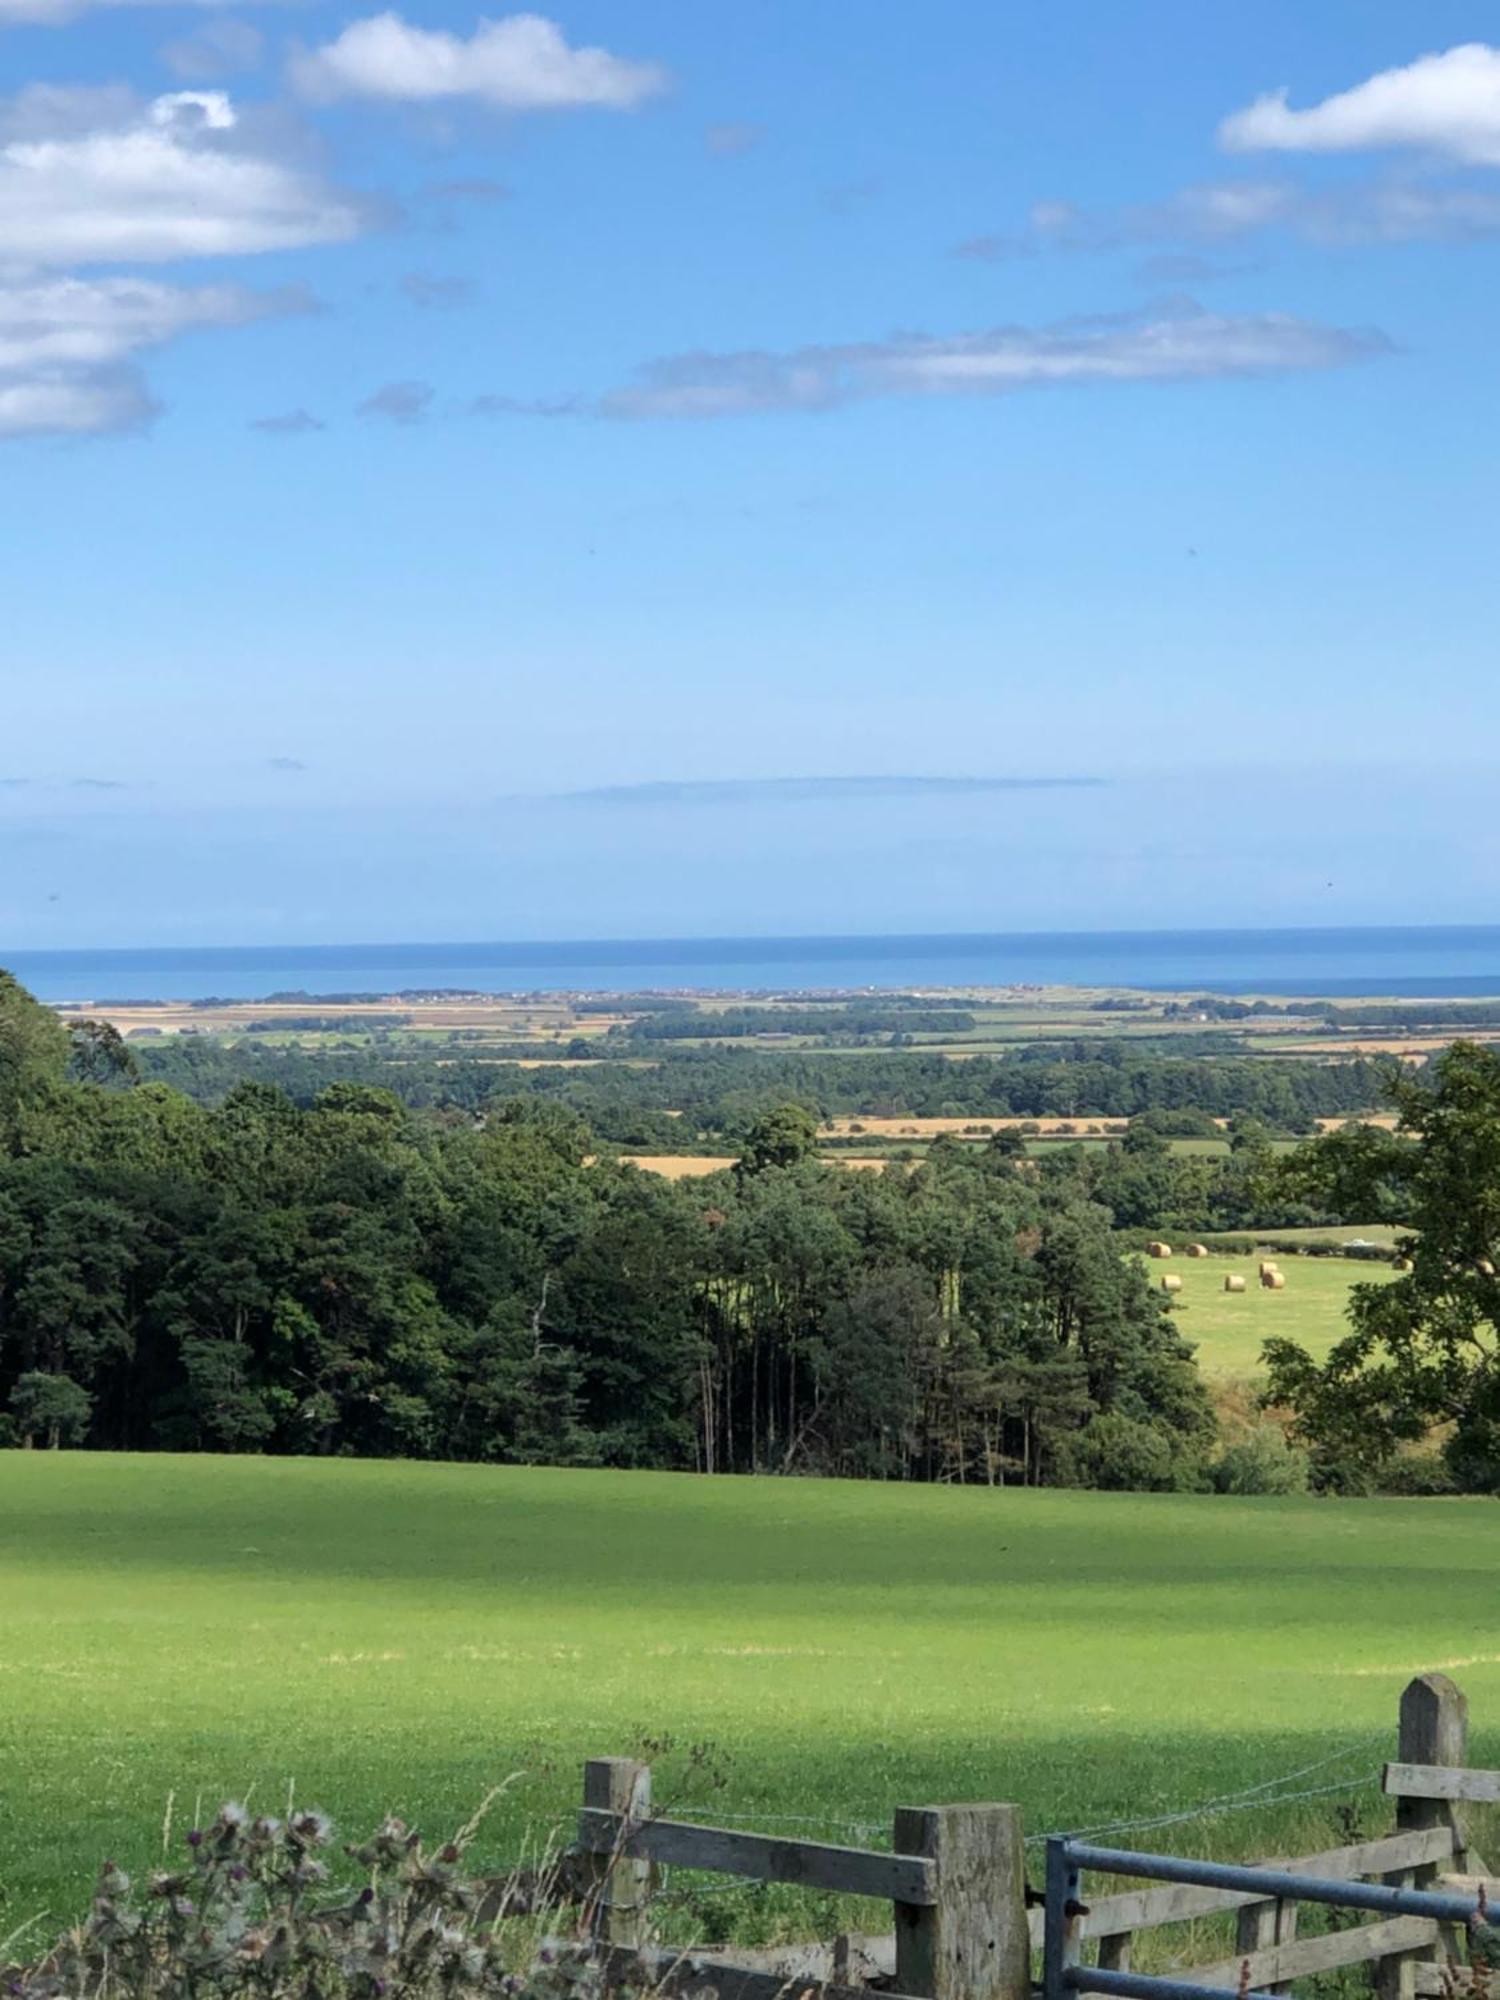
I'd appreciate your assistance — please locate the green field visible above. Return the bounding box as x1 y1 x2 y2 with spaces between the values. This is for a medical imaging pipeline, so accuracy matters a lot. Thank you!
1146 1254 1392 1377
3 1455 1497 1943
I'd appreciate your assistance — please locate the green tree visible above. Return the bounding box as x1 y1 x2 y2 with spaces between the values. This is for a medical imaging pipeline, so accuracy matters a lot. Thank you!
10 1370 92 1448
66 1019 140 1088
0 971 69 1126
738 1103 819 1174
1265 1043 1500 1491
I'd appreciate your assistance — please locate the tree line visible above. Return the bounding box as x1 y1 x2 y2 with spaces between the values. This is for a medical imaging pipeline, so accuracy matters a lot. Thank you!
1 971 1217 1484
134 1035 1391 1148
13 968 1496 1495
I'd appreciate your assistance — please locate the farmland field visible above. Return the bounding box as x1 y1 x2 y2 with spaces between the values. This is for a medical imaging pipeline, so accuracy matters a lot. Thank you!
2 1455 1497 1941
1145 1254 1393 1377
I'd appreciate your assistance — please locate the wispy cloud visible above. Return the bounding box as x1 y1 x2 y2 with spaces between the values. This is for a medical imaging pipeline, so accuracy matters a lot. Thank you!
290 11 668 112
1220 43 1500 166
541 775 1108 808
251 407 324 434
1133 251 1261 284
600 305 1391 420
357 378 432 423
0 774 126 788
160 19 265 82
0 775 135 795
961 175 1500 256
0 0 265 24
469 390 582 418
268 755 307 770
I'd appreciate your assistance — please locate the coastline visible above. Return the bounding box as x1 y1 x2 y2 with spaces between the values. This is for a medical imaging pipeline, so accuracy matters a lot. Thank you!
10 923 1500 1004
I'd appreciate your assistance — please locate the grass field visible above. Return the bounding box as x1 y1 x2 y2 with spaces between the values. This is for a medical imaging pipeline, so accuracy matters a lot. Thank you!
3 1455 1498 1945
1147 1254 1392 1377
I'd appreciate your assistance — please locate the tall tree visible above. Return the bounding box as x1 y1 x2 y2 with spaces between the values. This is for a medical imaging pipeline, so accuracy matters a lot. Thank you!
1266 1042 1500 1490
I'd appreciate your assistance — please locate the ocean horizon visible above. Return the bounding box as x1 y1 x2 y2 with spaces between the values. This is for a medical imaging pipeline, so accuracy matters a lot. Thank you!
8 924 1500 1003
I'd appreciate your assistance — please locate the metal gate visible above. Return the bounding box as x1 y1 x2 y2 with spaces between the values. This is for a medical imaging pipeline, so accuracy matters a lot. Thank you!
1042 1836 1489 2000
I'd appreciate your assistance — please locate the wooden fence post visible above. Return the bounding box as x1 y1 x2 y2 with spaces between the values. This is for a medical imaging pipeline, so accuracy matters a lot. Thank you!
1379 1675 1469 2000
1235 1894 1297 1997
581 1758 652 1951
894 1804 1029 2000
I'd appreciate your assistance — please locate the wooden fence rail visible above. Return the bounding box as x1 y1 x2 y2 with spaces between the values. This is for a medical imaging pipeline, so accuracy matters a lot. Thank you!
577 1757 1026 2000
575 1802 937 1904
576 1674 1498 2000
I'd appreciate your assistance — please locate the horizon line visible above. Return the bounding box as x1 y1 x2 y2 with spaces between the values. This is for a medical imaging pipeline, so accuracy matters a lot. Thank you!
8 921 1500 961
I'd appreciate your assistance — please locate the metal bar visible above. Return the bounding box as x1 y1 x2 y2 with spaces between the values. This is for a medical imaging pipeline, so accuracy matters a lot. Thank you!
1063 1843 1484 1926
1067 1969 1278 2000
1044 1838 1082 2000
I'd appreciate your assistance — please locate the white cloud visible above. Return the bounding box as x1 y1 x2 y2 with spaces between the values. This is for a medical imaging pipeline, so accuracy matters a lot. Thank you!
0 271 300 436
602 308 1391 419
149 88 237 131
0 370 151 434
1221 43 1500 166
0 86 368 263
290 10 667 110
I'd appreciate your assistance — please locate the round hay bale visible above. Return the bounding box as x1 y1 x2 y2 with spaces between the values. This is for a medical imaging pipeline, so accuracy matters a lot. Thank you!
1261 1269 1286 1290
1224 1275 1247 1293
1186 1243 1209 1258
1393 1257 1413 1273
1161 1274 1183 1293
1148 1241 1174 1259
1259 1260 1279 1278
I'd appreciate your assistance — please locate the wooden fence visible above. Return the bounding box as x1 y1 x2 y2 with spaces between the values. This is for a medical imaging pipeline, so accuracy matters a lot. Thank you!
572 1674 1498 2000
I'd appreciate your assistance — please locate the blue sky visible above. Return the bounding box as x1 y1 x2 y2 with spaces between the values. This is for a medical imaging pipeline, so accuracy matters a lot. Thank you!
3 1 1500 945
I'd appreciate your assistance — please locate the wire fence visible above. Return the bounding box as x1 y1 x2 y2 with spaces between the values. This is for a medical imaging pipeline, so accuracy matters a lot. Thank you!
641 1736 1390 1905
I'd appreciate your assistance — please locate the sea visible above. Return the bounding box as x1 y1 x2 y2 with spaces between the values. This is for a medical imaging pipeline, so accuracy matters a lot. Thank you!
8 926 1500 1003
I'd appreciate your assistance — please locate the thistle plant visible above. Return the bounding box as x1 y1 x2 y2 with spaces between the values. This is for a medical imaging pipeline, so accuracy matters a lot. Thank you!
5 1801 604 2000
